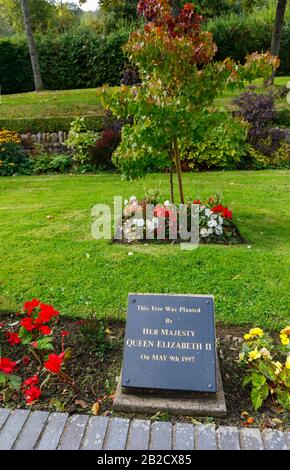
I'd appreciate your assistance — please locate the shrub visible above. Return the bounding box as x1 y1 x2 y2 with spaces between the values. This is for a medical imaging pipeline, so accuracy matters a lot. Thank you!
239 326 290 411
0 130 31 176
32 153 72 174
66 117 98 166
90 111 130 169
274 109 290 128
181 111 249 170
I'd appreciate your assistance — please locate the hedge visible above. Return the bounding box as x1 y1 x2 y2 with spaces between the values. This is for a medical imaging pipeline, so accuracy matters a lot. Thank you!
0 115 104 134
1 16 290 95
207 14 290 76
0 28 129 95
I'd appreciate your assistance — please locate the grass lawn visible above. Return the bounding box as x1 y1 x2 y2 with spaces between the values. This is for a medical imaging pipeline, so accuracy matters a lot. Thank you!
0 171 289 329
1 77 289 122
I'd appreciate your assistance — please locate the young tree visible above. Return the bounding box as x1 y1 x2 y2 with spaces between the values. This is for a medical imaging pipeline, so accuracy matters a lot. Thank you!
101 0 279 203
266 0 288 85
21 0 44 91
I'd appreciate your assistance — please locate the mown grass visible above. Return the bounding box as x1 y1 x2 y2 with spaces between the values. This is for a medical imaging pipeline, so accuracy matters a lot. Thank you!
0 77 289 123
0 171 289 329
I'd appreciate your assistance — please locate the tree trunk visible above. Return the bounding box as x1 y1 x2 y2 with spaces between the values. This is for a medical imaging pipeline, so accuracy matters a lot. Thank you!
265 0 287 86
21 0 44 91
169 144 175 204
173 137 185 204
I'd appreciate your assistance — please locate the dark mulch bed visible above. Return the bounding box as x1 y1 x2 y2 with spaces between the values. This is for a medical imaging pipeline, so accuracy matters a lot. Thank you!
1 315 289 431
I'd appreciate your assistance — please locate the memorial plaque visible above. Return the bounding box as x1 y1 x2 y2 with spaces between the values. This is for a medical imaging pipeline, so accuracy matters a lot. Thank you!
122 294 217 393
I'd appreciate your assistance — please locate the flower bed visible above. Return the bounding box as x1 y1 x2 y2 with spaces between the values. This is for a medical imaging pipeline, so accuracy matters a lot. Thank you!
1 306 289 428
117 193 243 245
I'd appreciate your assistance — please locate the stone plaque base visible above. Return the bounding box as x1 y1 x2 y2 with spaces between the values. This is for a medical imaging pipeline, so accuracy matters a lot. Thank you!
113 359 227 417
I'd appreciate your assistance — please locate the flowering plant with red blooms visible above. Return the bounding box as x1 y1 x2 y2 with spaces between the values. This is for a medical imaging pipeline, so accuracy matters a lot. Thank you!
24 386 42 404
44 353 64 374
0 357 17 374
212 204 233 220
6 331 21 346
22 375 39 388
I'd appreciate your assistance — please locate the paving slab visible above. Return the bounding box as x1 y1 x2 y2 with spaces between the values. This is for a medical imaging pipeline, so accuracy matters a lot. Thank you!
36 412 69 450
80 416 109 450
0 409 30 450
114 360 226 417
195 425 217 450
0 408 10 431
262 429 288 450
13 411 49 450
150 422 172 450
126 419 151 450
174 423 195 450
58 414 89 450
103 417 130 450
240 428 264 450
217 426 240 450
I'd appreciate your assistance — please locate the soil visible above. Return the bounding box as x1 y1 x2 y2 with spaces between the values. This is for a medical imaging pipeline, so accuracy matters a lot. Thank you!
0 315 289 431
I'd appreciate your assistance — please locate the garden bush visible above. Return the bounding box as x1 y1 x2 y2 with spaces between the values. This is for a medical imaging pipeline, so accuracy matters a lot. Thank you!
0 130 31 176
0 28 129 94
207 9 290 76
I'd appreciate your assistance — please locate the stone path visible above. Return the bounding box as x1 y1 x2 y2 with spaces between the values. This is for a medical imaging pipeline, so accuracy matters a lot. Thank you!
0 408 289 450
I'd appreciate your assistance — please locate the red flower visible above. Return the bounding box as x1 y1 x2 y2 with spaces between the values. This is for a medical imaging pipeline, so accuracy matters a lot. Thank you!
212 204 232 219
44 353 64 374
39 325 51 335
20 317 36 332
23 298 40 315
24 386 41 404
0 357 17 374
22 375 39 388
32 341 38 348
38 303 59 323
61 330 70 337
22 356 30 366
0 322 5 328
193 199 201 204
6 331 21 346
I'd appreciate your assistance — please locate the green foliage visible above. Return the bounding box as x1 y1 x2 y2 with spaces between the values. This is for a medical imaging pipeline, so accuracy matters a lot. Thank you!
66 117 98 166
274 109 290 128
181 112 249 170
32 153 72 175
239 326 290 411
0 372 22 398
79 314 112 358
0 115 104 134
246 142 290 169
0 142 31 176
0 28 129 94
207 6 290 76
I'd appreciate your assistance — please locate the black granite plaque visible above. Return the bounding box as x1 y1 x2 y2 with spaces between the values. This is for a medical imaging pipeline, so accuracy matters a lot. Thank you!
122 293 217 393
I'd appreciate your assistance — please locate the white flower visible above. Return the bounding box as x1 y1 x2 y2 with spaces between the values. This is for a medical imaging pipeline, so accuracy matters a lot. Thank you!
200 228 208 238
207 228 213 235
205 208 212 217
215 225 223 236
199 205 205 212
260 347 272 360
124 199 129 206
218 216 223 225
164 200 170 207
130 196 137 203
208 219 217 228
212 214 218 219
136 219 145 227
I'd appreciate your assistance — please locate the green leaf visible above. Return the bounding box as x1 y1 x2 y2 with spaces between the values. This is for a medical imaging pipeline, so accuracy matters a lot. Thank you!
257 360 276 381
18 326 33 344
242 374 252 387
252 372 266 389
0 372 7 386
35 336 54 350
251 383 269 411
8 374 22 391
276 388 290 411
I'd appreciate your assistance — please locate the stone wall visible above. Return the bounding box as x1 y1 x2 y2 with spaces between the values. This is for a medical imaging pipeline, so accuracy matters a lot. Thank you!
21 132 69 155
